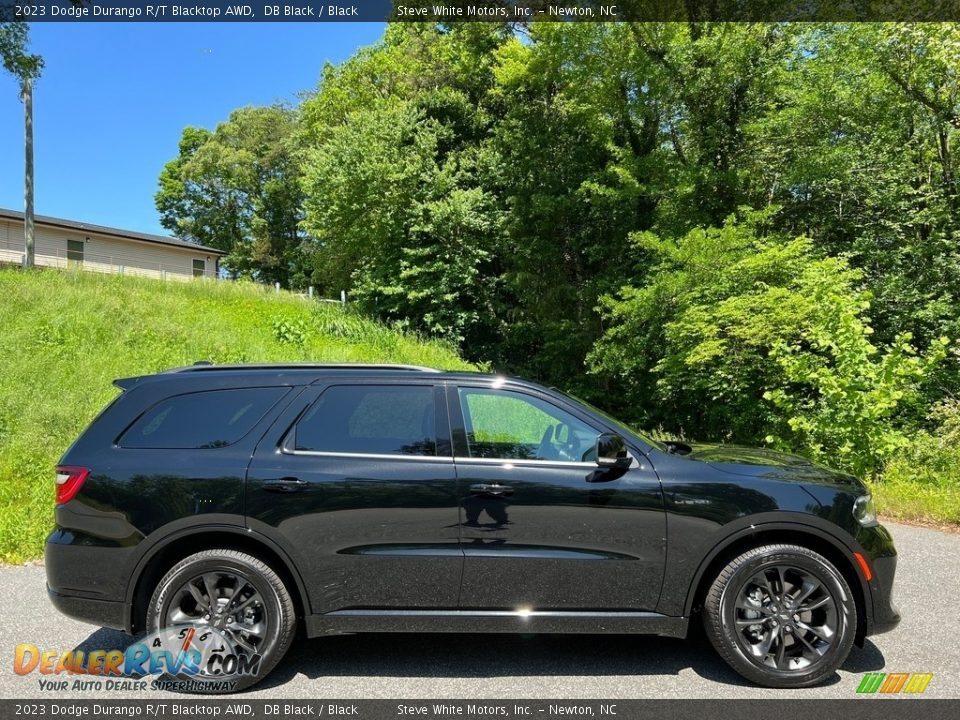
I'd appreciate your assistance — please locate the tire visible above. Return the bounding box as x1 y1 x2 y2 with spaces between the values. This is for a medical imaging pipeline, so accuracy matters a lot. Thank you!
702 543 857 688
145 549 296 693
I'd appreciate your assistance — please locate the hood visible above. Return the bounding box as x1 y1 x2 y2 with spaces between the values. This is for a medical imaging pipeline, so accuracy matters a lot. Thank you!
670 442 863 490
687 443 814 467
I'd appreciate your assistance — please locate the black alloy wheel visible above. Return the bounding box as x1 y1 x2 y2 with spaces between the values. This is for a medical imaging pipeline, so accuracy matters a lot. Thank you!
146 549 296 692
703 544 857 688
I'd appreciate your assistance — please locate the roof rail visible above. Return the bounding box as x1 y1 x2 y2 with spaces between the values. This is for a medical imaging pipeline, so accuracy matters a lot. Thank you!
165 363 441 374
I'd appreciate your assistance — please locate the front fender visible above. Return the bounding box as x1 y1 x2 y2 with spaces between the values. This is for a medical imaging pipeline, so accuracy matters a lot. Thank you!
657 513 872 624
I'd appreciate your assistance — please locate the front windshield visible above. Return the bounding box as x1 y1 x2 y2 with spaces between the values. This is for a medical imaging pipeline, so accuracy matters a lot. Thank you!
557 389 664 452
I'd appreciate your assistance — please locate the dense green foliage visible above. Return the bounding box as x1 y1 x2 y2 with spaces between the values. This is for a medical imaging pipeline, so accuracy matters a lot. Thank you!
877 400 960 525
156 106 306 286
0 268 472 562
155 23 960 500
589 212 948 477
0 22 43 84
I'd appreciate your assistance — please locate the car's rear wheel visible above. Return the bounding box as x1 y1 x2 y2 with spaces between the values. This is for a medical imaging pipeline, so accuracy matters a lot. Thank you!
703 543 857 688
145 549 296 693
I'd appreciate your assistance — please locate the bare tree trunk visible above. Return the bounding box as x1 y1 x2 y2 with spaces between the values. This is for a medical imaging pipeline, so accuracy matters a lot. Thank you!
23 76 34 268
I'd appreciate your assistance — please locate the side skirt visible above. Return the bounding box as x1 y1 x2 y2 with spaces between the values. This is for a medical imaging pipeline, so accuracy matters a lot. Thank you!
304 609 689 638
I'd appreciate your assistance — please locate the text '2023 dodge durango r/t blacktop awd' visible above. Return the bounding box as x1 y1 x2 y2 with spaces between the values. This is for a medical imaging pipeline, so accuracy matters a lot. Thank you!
46 364 899 691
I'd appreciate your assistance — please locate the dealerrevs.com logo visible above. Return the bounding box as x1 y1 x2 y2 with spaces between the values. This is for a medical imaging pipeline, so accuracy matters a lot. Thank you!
13 625 262 693
856 672 934 695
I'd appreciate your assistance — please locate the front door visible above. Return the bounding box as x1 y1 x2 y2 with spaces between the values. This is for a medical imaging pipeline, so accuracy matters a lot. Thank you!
246 381 462 613
450 384 666 611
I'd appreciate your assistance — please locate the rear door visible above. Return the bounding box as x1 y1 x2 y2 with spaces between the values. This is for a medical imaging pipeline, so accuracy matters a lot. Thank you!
246 380 462 613
450 383 666 611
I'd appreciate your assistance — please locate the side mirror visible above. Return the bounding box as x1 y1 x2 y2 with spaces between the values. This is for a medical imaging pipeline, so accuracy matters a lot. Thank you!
596 433 631 469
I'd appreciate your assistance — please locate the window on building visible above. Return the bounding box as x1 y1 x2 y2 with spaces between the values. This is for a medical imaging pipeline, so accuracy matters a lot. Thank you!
294 385 437 456
119 388 288 449
193 259 205 277
67 240 84 267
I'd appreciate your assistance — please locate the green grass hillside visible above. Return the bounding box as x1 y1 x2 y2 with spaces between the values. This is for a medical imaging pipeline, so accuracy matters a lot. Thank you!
0 268 475 562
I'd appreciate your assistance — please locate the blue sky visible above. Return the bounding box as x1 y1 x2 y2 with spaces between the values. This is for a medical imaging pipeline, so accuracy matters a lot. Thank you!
0 22 385 236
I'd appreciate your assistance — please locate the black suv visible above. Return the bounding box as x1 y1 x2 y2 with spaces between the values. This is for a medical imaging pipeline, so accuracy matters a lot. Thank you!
47 364 899 691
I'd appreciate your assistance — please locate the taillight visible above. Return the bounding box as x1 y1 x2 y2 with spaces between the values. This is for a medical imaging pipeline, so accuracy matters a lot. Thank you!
55 466 90 505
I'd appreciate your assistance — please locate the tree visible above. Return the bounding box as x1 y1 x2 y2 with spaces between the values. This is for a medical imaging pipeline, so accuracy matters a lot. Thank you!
1 23 43 267
743 24 960 402
156 105 305 287
588 212 946 476
623 23 795 230
300 100 503 346
298 24 510 349
160 21 960 473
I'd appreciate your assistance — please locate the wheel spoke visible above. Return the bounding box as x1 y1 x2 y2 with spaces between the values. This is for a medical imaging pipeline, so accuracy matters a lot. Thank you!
791 578 820 607
201 573 219 609
800 595 831 612
186 582 210 612
795 628 822 656
754 571 777 601
796 620 831 643
774 567 788 600
168 608 200 626
228 581 252 607
231 633 258 655
774 633 787 669
753 628 777 659
240 620 266 639
231 590 262 615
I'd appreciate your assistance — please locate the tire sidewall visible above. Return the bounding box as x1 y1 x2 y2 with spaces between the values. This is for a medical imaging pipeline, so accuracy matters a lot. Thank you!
714 548 857 687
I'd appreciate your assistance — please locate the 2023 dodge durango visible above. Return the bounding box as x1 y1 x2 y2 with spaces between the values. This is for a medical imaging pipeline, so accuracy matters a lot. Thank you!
46 363 899 691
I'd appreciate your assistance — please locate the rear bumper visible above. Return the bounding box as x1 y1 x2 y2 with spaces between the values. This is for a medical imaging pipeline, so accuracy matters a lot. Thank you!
45 529 133 632
47 586 129 632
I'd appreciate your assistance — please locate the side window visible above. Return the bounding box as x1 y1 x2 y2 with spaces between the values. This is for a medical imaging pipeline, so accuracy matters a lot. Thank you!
120 387 287 449
457 388 598 462
294 385 436 456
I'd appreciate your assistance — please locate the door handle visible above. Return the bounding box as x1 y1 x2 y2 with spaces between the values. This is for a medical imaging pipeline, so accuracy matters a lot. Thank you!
263 477 308 493
469 483 514 497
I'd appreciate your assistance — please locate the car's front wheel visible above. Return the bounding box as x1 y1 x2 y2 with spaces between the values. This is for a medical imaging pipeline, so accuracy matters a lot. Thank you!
703 543 857 688
145 548 296 693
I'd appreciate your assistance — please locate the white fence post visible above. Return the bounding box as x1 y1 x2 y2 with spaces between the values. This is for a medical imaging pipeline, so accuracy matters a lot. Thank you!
340 289 347 307
308 286 314 299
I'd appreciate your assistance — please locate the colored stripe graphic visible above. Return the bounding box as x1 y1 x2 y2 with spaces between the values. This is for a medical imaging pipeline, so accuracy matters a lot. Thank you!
856 672 933 694
903 674 934 694
857 673 886 693
880 673 909 693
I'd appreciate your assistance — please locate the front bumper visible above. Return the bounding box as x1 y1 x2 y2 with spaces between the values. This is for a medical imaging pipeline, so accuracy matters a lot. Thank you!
867 553 900 635
858 523 900 637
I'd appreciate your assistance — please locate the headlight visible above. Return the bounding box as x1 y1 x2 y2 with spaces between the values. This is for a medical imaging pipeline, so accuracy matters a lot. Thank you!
853 493 877 526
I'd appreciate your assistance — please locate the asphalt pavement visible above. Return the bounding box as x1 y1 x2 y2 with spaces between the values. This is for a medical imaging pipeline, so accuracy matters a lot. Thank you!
1 522 956 699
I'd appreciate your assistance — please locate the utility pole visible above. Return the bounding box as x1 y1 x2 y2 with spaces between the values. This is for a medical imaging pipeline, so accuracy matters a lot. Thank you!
23 75 34 267
2 23 43 267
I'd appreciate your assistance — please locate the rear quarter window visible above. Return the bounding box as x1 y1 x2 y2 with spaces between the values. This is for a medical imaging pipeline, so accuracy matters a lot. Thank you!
119 387 287 449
